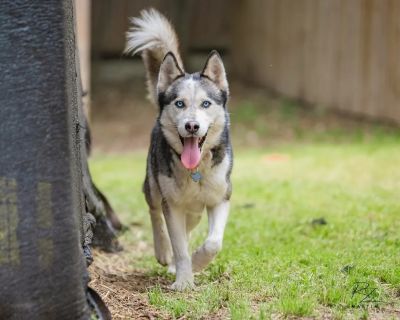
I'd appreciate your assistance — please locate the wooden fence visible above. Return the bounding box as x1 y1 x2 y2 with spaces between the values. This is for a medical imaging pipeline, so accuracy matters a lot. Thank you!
231 0 400 124
91 0 231 57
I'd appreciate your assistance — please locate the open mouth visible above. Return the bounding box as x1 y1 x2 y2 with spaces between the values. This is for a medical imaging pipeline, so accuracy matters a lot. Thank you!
179 133 207 150
179 133 207 170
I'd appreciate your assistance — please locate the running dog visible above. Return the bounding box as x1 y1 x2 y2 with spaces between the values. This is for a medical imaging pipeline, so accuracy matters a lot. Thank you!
125 9 233 290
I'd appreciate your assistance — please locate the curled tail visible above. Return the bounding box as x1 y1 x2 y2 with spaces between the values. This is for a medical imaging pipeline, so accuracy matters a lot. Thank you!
125 8 184 105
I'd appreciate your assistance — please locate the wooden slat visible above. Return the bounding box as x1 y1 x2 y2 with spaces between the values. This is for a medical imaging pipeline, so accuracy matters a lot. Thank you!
75 0 91 116
231 0 400 124
91 0 230 56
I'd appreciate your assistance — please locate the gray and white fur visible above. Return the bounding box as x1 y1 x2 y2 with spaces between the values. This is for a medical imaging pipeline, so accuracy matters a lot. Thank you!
126 8 233 290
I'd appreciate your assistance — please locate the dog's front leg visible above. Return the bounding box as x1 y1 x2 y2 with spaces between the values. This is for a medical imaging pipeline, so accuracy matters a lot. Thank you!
150 207 173 266
162 201 194 290
192 201 230 272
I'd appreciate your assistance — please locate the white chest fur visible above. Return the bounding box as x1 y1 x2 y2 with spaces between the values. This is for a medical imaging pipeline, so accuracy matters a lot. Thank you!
158 151 230 213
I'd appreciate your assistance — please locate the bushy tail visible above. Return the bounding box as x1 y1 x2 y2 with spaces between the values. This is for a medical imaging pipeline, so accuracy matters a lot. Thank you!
125 8 184 105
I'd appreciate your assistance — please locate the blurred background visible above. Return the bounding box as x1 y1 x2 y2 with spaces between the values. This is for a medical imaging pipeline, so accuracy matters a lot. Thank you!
78 2 400 318
76 0 400 154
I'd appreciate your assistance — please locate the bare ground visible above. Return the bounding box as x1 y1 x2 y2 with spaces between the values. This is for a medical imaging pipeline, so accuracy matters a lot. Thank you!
89 251 170 320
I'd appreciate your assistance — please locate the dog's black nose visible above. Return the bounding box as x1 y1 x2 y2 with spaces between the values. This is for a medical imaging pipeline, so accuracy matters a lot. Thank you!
185 121 200 133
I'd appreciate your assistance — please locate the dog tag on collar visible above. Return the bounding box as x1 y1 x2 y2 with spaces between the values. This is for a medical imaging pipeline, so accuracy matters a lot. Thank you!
190 170 202 182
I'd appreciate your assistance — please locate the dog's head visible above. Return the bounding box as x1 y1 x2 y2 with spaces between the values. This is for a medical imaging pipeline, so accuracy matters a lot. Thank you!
157 51 229 170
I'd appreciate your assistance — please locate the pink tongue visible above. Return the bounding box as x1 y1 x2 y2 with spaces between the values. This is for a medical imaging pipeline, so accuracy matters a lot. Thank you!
181 137 201 169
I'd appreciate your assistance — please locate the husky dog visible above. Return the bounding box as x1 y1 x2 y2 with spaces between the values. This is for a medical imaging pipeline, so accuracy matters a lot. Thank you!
125 9 233 290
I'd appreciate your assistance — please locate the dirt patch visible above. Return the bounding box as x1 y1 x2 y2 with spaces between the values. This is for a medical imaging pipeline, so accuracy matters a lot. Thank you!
89 248 233 319
89 250 171 319
91 61 155 153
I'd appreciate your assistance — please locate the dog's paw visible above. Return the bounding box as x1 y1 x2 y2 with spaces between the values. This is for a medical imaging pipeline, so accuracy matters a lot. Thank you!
170 279 195 291
155 246 173 266
154 234 173 266
192 240 221 272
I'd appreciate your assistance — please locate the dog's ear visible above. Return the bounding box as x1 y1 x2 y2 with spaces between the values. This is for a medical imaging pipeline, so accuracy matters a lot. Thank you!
157 52 184 93
201 50 229 93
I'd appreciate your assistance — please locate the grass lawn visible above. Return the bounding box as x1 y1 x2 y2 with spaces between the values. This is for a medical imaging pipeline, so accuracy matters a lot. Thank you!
90 133 400 319
88 80 400 319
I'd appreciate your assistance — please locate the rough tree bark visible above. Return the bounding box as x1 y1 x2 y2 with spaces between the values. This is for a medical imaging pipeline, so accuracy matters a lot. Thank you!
0 0 118 318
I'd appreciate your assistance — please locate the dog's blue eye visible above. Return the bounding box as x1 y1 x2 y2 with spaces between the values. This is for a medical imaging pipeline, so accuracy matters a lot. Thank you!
175 100 185 108
202 100 211 108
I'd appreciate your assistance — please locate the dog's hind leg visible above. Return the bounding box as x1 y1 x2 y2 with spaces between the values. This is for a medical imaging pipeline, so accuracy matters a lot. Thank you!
162 201 194 291
192 201 230 272
186 213 202 240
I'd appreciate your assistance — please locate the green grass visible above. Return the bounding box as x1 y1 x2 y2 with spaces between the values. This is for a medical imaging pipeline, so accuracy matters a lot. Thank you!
90 132 400 319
